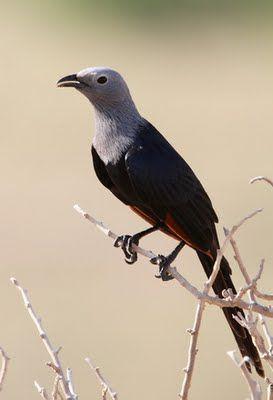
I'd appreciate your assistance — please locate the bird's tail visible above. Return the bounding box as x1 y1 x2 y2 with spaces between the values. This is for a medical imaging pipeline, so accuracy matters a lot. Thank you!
197 251 264 377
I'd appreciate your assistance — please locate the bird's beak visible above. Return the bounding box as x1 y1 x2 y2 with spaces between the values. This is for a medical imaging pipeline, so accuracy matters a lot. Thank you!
57 74 82 88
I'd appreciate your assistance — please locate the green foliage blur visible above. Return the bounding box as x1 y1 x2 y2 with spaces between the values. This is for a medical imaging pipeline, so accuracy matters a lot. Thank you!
23 0 273 21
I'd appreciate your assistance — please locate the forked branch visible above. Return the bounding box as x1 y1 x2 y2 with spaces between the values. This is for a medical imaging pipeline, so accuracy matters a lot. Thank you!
85 357 118 400
11 278 78 400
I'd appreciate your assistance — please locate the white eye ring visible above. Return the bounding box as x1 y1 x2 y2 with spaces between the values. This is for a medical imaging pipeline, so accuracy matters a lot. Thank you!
97 76 108 84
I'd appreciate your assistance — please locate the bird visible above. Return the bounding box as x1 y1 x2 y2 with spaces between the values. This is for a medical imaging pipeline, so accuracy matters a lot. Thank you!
57 66 264 377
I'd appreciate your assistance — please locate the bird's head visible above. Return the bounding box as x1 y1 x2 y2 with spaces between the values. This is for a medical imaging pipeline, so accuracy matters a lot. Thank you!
57 66 134 111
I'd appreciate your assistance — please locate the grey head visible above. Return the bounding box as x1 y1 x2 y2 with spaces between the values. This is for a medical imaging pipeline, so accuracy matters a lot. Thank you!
58 67 136 111
57 66 143 164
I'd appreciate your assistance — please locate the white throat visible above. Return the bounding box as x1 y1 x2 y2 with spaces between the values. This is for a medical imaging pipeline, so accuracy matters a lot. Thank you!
93 107 142 165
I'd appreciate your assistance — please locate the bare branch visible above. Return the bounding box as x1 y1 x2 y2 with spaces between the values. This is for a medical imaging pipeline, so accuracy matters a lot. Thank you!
75 201 273 397
11 278 77 400
179 246 226 399
235 261 264 300
172 269 273 317
75 204 266 399
52 376 63 400
255 290 273 302
5 176 271 400
74 204 156 260
233 312 273 370
85 357 118 400
249 177 273 301
267 382 273 400
227 351 262 400
35 381 50 400
179 300 203 399
224 224 273 372
74 205 273 319
66 369 78 400
178 209 261 399
260 315 273 356
0 347 9 392
229 241 267 316
250 176 273 187
223 227 263 302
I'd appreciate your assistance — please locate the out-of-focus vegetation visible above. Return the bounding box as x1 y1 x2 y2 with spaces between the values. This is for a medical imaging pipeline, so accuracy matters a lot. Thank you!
15 0 273 21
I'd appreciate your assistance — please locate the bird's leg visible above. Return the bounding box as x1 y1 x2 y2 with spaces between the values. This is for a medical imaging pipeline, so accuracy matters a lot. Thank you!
114 224 162 265
150 241 186 281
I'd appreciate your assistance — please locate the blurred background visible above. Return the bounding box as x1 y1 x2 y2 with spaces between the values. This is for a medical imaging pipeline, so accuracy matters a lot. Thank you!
1 1 273 399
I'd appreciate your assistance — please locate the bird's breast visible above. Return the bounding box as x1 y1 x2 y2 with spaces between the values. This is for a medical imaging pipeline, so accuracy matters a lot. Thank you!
105 157 139 204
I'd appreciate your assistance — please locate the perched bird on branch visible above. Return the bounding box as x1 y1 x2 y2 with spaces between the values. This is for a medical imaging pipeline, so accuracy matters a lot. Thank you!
57 67 264 377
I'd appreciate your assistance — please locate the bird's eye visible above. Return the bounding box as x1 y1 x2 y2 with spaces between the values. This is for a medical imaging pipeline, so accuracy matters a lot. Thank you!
97 76 108 84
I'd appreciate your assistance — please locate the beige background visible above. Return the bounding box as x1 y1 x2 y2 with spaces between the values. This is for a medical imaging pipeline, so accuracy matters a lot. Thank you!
1 4 273 399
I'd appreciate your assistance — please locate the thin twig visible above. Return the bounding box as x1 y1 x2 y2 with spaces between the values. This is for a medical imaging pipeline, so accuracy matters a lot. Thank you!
255 290 273 302
235 261 264 300
35 381 50 400
85 357 118 400
223 227 262 300
233 312 273 370
179 301 203 399
52 376 63 400
179 246 225 399
0 347 9 392
227 351 262 400
250 176 273 187
11 278 77 400
66 369 78 400
267 382 273 400
230 179 273 301
260 315 273 355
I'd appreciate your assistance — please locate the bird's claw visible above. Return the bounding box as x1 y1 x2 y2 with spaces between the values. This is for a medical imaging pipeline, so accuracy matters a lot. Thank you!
150 255 174 281
114 234 138 264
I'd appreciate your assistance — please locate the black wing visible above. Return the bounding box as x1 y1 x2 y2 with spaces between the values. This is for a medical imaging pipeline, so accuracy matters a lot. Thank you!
125 123 218 254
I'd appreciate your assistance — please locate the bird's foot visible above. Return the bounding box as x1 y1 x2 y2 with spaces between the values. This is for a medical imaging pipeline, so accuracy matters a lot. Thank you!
150 255 174 281
113 234 139 264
